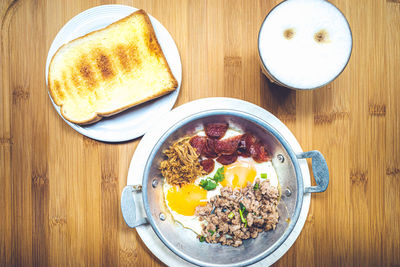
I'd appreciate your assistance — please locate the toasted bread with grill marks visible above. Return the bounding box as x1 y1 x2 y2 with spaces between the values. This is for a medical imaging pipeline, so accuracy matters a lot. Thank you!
48 10 178 125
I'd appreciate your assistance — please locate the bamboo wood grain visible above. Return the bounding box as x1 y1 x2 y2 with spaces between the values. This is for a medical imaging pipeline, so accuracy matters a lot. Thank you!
1 0 399 266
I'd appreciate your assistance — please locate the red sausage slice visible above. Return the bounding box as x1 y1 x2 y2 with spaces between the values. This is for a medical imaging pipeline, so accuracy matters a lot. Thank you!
200 159 215 174
205 123 229 139
216 153 238 165
250 143 271 163
237 133 256 157
202 138 218 159
189 135 206 155
214 135 242 155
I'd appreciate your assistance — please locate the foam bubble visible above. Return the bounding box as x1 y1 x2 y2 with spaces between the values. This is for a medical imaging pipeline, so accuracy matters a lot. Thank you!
258 0 352 89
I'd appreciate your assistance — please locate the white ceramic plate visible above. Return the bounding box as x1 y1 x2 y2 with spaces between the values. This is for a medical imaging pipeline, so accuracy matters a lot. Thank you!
126 98 311 266
45 5 182 142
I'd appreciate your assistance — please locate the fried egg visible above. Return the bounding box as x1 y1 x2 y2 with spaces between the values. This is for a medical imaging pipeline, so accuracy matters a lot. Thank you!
162 129 279 235
221 157 278 189
163 183 207 234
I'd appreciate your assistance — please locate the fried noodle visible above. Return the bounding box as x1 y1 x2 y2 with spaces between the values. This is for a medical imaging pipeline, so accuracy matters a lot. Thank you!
160 137 206 186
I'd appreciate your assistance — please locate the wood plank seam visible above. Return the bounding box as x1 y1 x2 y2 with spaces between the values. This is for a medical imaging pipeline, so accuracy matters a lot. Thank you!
386 167 400 177
31 169 49 187
49 217 67 227
313 111 350 124
12 86 30 104
350 170 368 185
368 103 386 116
0 137 13 145
1 1 21 266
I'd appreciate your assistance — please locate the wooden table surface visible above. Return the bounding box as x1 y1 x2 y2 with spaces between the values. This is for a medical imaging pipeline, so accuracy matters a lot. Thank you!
1 0 399 266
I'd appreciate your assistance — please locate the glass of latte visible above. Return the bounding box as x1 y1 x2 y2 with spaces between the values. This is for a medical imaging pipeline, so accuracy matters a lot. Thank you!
258 0 352 90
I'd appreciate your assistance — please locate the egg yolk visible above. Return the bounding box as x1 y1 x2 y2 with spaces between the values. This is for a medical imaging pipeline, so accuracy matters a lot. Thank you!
166 183 208 216
220 161 257 189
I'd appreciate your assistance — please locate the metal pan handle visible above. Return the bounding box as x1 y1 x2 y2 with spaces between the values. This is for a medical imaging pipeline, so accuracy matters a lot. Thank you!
297 150 329 193
121 185 148 228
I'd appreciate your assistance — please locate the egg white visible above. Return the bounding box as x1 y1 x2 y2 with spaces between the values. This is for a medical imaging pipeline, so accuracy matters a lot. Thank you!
162 129 280 235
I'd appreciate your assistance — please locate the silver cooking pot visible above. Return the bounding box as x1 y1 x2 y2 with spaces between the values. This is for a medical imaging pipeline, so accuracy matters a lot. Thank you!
121 98 329 266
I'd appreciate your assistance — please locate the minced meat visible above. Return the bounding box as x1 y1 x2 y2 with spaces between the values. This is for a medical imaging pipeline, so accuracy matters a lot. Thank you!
195 178 279 247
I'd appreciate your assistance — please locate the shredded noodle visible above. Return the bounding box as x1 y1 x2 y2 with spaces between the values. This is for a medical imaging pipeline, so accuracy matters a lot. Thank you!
160 137 205 186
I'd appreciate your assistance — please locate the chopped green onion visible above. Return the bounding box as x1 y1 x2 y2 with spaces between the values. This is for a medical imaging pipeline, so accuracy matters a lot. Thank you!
239 202 246 212
238 202 248 225
208 230 215 236
211 206 216 214
228 211 235 219
253 183 259 190
261 173 268 179
199 236 205 242
239 208 247 225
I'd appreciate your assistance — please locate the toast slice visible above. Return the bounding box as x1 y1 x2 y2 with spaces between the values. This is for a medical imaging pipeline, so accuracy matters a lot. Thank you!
48 10 178 125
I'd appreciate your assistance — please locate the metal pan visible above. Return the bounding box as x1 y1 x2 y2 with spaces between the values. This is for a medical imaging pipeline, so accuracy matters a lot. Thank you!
121 99 328 266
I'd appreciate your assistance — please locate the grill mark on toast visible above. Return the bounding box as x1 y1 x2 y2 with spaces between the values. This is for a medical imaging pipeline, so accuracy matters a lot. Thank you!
62 72 74 97
53 81 65 101
62 81 70 99
115 44 142 72
96 52 114 79
79 60 97 89
71 70 81 88
116 45 131 71
62 72 67 84
128 44 141 67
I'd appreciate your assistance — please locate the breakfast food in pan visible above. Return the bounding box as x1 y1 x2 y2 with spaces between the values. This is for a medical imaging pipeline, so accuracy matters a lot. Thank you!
160 122 280 247
48 10 178 125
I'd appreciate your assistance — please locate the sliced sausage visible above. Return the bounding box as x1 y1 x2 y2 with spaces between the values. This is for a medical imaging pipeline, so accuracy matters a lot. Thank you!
202 138 218 159
214 135 242 155
250 143 271 163
189 135 206 155
200 159 215 174
216 153 238 165
237 133 256 157
205 123 229 139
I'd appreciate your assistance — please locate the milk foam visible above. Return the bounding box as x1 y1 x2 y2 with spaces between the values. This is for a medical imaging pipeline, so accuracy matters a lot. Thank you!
259 0 352 89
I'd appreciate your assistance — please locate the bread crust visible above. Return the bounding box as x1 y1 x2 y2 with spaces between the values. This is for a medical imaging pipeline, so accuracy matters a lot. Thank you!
48 9 178 125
